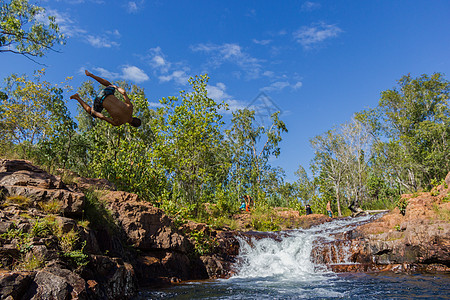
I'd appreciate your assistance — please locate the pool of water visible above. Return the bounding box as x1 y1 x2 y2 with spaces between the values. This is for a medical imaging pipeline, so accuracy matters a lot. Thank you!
136 215 450 299
136 272 450 299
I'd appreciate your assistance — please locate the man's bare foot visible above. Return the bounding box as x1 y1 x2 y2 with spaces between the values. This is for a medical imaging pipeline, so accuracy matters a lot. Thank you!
85 70 92 77
70 93 79 100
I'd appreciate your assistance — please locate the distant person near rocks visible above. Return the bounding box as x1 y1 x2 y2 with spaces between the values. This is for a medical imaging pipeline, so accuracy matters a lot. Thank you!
305 204 312 215
71 70 141 127
326 201 333 218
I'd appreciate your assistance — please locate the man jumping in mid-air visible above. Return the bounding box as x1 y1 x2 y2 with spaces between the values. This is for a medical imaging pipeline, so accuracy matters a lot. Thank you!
70 70 141 127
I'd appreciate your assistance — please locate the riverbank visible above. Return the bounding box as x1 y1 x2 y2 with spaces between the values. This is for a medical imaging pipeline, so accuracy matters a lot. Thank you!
0 159 448 299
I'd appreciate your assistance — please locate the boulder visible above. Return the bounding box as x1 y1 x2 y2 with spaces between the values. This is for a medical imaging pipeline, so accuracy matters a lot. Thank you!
0 160 85 217
0 271 35 300
99 191 188 252
24 265 88 300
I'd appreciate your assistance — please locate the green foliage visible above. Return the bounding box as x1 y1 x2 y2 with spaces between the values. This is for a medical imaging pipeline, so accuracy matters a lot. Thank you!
360 73 450 192
83 190 118 234
15 253 45 271
189 230 218 256
226 108 287 206
31 217 57 237
0 69 76 168
154 74 229 213
0 0 66 60
61 241 89 268
74 80 164 203
395 197 408 216
250 207 281 231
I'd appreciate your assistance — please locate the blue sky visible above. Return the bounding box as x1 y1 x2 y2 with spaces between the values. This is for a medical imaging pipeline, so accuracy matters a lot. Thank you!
1 0 450 182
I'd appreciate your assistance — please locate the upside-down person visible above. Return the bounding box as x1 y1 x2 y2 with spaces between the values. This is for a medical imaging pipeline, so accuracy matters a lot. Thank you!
70 70 141 127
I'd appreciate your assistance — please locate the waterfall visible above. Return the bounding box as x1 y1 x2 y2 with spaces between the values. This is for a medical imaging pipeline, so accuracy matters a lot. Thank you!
233 214 378 280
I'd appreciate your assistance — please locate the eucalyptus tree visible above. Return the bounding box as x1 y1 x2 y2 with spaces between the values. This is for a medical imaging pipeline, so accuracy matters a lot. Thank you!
226 108 287 205
310 129 347 216
340 118 372 209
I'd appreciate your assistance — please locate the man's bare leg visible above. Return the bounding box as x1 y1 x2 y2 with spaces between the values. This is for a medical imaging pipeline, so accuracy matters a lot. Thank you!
70 93 93 115
85 70 112 87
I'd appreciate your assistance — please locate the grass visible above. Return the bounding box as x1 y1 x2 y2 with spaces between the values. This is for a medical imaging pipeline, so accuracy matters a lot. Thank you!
210 216 239 230
83 189 118 234
59 229 79 252
433 203 450 222
38 199 63 214
3 195 33 208
15 253 45 271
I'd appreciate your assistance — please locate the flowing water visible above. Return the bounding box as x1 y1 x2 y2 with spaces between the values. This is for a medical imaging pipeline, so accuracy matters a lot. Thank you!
137 215 450 299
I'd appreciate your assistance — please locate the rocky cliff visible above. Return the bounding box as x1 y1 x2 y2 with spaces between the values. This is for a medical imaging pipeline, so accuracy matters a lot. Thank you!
0 159 239 299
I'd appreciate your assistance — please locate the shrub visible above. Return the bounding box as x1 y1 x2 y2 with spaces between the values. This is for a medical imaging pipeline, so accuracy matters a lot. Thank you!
395 197 408 216
61 241 89 269
189 230 218 256
31 218 57 238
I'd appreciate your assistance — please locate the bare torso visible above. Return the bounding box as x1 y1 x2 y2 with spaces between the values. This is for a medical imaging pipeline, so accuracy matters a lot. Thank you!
102 95 133 126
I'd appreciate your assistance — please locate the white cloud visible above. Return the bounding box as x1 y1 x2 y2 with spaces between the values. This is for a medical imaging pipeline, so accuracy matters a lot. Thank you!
301 1 321 11
126 0 144 13
191 43 264 79
293 81 303 89
88 66 149 83
127 2 138 13
86 35 119 48
253 39 272 45
261 80 303 92
147 47 171 73
122 65 149 83
93 67 120 80
207 82 230 102
38 9 120 48
37 9 86 37
293 22 342 49
144 47 192 85
159 70 189 85
226 99 247 112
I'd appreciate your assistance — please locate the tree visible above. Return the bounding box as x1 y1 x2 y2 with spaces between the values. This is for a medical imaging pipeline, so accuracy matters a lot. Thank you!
0 0 65 61
310 129 347 216
226 108 287 205
358 73 450 191
340 118 372 209
0 69 73 158
154 74 229 212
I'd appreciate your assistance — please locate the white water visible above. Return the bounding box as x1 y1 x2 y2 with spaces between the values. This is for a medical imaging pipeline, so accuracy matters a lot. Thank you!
233 214 377 280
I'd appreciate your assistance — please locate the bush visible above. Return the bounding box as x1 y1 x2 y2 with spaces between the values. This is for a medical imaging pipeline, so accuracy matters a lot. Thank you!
189 230 218 256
